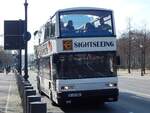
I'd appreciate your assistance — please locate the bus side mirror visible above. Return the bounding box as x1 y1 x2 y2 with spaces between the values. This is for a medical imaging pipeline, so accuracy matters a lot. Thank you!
34 30 38 36
116 56 120 65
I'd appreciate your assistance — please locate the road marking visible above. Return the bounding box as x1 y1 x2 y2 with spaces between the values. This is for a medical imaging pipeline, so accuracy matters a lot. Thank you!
5 83 12 113
120 89 150 98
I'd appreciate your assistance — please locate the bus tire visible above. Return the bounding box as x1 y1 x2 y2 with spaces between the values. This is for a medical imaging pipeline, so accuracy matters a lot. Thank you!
37 80 44 95
50 92 57 106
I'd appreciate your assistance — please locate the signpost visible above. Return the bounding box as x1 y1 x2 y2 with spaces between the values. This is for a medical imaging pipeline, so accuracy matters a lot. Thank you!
4 20 25 49
4 0 31 80
4 20 25 75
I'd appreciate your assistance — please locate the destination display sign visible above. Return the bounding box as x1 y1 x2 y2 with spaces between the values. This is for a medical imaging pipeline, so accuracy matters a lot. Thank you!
59 37 116 52
36 37 116 58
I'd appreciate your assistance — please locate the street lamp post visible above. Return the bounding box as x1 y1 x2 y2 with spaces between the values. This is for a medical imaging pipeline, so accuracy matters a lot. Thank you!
127 18 132 74
140 31 146 76
128 32 131 73
24 0 31 81
143 31 146 74
132 36 145 76
18 50 22 75
140 45 144 76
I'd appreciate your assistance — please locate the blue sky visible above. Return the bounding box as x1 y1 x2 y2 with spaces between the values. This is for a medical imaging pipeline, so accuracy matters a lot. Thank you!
0 0 150 53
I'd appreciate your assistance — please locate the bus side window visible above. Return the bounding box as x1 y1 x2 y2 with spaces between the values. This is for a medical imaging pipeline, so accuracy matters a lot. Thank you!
44 22 50 41
50 15 56 37
51 55 57 80
49 56 52 80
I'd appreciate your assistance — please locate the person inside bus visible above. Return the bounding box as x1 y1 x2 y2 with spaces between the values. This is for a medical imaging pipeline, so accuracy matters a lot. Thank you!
97 18 111 35
84 22 96 35
65 20 75 34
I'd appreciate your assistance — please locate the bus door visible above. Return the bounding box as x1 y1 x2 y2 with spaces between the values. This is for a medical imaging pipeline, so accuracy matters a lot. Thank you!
39 58 44 89
51 55 58 92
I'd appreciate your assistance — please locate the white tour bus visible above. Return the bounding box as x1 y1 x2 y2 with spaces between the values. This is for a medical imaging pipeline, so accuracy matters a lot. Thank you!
35 7 119 106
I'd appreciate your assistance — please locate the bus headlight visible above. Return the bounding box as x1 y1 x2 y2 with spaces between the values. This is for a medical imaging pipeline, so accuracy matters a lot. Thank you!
61 85 74 90
106 83 117 87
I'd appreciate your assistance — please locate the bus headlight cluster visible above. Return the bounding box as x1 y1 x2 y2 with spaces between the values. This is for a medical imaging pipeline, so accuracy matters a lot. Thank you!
106 83 117 87
61 85 74 90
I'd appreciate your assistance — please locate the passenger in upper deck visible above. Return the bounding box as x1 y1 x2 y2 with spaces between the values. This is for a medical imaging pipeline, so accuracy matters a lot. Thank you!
65 20 75 32
85 22 96 35
97 18 111 35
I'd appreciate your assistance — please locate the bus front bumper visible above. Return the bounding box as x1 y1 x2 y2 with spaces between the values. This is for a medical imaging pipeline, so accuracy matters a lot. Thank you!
56 88 119 105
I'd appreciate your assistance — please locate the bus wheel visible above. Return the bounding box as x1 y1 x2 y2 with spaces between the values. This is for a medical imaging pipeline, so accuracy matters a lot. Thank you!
50 92 57 106
37 81 44 95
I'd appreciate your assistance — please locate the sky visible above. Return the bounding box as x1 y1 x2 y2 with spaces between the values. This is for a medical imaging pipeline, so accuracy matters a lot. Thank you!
0 0 150 54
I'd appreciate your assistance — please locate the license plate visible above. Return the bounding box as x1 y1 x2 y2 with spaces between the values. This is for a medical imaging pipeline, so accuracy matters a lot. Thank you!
68 93 82 97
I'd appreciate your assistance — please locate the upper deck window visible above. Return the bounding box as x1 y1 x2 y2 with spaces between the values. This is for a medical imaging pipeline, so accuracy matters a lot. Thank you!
59 10 115 38
44 15 56 41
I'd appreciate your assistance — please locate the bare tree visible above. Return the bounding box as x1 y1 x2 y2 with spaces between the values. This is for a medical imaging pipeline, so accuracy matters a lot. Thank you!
0 49 14 67
117 28 150 73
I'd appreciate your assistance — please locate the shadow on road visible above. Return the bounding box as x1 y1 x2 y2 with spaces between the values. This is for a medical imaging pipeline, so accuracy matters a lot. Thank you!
46 92 150 113
59 102 113 113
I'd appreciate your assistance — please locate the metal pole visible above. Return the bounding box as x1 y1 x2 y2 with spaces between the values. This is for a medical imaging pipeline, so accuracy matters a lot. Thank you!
19 49 22 75
143 48 146 74
128 33 131 73
37 39 40 72
24 0 29 80
143 31 146 74
19 19 23 76
128 19 131 74
141 46 144 76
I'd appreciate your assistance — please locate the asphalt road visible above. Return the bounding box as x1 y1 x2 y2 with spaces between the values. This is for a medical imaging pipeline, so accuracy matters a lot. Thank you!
28 70 150 113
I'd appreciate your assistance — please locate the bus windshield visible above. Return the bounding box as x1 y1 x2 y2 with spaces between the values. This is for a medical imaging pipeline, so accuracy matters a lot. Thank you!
59 10 114 37
55 53 116 79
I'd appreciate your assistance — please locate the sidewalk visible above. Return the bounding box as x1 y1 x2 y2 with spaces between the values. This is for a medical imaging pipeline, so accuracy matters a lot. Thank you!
0 72 23 113
118 69 150 79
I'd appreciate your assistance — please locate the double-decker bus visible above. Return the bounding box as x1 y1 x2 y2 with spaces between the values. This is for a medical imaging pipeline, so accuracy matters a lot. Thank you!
35 7 119 106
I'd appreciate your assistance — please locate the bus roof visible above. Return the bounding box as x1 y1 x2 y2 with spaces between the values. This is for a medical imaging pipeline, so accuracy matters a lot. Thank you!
57 7 113 13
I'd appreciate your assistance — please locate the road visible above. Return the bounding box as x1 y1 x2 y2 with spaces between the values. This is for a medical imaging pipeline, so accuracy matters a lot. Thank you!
29 70 150 113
